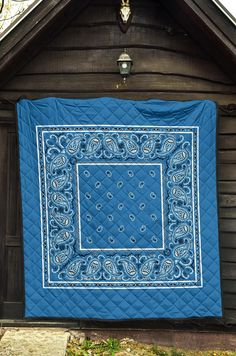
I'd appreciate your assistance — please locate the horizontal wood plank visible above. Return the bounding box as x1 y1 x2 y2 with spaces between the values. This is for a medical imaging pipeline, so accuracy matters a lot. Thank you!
219 195 236 208
158 0 236 82
221 247 236 262
220 232 236 248
48 25 206 58
218 165 236 181
0 127 8 314
0 110 14 118
72 3 182 29
92 0 160 7
0 91 236 105
222 294 236 310
223 309 236 325
18 48 231 84
6 131 21 238
5 235 21 247
0 0 92 87
218 117 236 134
0 0 73 58
218 182 236 194
5 247 23 301
4 74 236 93
1 302 23 319
222 280 236 293
222 262 236 279
218 135 236 150
218 151 236 163
219 208 236 219
0 110 15 126
219 219 236 232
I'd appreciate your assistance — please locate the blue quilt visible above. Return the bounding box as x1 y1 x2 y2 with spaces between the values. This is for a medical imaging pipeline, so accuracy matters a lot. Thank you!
17 97 222 319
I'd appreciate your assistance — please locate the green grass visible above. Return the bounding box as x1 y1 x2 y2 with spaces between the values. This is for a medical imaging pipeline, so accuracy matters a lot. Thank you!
152 345 169 356
170 348 186 356
67 337 120 356
66 337 236 356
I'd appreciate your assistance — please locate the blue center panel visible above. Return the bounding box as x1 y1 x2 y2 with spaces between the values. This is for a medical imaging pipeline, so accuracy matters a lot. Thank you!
77 163 164 250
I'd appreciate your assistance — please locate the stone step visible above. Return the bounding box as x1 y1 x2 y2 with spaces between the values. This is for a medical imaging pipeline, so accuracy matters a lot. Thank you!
0 328 70 356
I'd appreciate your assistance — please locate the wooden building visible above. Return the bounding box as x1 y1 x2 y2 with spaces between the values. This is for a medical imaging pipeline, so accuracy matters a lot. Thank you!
0 0 236 329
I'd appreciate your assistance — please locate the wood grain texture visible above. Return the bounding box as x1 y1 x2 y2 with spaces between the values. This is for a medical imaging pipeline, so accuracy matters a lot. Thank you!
5 247 23 301
222 262 236 279
0 128 8 317
218 151 236 163
159 0 236 81
218 117 236 134
5 128 23 304
219 208 236 219
222 280 236 293
219 195 236 208
218 135 236 150
219 219 236 233
221 248 236 263
1 302 23 319
6 132 21 239
220 232 236 248
191 0 236 47
0 127 23 317
5 74 236 93
0 92 236 106
218 182 236 194
19 48 232 84
0 0 236 325
48 25 210 58
72 2 181 28
223 294 236 311
218 165 236 181
223 309 236 325
0 0 91 87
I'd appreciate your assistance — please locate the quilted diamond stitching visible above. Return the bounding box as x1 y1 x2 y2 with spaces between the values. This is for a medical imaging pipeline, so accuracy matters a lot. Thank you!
17 97 222 319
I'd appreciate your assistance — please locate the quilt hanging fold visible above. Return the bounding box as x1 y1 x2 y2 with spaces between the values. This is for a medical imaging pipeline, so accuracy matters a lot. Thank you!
17 97 222 319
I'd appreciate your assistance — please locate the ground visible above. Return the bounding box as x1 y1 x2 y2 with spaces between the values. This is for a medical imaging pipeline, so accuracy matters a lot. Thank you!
66 337 236 356
1 328 236 356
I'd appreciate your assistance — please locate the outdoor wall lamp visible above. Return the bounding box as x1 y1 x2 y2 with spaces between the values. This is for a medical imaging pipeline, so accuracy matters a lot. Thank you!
117 49 133 83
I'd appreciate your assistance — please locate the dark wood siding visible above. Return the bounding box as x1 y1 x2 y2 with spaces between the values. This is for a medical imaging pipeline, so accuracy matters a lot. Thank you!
0 0 236 325
0 112 23 319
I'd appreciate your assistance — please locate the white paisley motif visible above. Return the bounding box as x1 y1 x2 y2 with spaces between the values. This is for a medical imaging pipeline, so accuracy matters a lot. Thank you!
37 125 200 288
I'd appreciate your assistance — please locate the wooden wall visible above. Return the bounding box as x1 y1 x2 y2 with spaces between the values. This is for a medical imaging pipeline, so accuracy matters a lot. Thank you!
0 0 236 326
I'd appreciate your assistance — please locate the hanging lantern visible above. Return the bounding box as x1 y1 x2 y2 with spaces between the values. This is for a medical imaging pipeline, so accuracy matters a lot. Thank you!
117 49 133 83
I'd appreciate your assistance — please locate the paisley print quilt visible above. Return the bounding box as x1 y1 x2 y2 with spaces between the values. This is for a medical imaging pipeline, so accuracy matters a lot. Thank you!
17 97 222 319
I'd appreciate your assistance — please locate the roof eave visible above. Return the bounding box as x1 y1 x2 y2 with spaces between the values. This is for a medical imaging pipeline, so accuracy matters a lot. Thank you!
0 0 91 88
0 0 235 87
159 0 236 82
